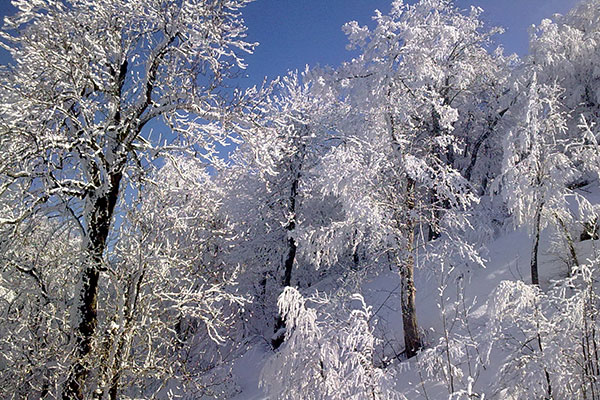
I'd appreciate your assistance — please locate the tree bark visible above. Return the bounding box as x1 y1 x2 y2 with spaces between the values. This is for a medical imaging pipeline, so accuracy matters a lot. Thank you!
531 201 544 286
282 176 299 289
401 178 422 359
272 171 300 349
386 103 422 358
63 171 123 400
554 213 579 275
401 251 421 358
464 107 508 185
108 269 145 400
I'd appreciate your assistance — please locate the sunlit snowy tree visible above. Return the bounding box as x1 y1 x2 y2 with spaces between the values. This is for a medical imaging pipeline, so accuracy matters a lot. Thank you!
221 70 348 347
529 0 600 149
261 287 404 400
95 156 246 399
0 0 256 397
0 217 81 398
488 258 600 400
306 0 494 358
500 72 580 284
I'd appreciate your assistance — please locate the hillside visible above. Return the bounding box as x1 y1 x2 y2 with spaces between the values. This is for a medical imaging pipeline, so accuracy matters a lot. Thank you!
2 0 600 399
231 186 600 399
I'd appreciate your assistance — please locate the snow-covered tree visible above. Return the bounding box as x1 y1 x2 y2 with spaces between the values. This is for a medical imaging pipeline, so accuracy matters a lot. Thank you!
221 70 348 346
525 0 600 187
498 0 600 283
486 280 554 399
260 287 403 400
500 72 580 284
0 0 256 397
305 0 493 358
488 257 600 400
529 0 600 131
96 156 246 399
339 0 514 194
0 217 81 398
416 263 486 399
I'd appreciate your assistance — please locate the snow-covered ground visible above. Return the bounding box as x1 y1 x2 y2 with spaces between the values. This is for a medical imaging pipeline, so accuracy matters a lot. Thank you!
228 215 600 399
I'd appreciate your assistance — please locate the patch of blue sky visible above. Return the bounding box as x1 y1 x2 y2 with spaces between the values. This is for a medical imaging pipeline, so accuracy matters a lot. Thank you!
0 0 582 171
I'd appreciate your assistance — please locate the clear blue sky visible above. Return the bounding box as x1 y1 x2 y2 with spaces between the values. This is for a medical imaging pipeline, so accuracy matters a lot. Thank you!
0 0 583 168
0 0 581 87
240 0 581 87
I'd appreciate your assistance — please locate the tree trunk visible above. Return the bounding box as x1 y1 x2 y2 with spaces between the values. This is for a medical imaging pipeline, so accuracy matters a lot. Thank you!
531 201 544 286
108 269 145 400
464 107 508 184
63 171 123 400
282 173 298 290
386 104 422 358
272 173 299 349
534 299 552 399
401 178 422 358
554 213 579 275
401 251 421 358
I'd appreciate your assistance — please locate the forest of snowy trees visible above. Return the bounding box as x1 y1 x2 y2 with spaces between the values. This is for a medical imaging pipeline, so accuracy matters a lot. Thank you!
2 0 600 398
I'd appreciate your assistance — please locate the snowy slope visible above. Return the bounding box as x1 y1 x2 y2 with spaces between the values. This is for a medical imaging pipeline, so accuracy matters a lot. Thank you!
228 211 600 399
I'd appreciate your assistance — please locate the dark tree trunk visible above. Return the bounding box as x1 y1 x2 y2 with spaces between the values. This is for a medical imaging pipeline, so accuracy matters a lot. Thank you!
534 302 552 398
272 173 299 349
386 105 422 359
400 252 421 358
554 213 579 275
464 107 508 184
271 233 297 349
64 56 129 399
282 236 297 289
531 201 544 286
63 171 123 400
282 172 299 289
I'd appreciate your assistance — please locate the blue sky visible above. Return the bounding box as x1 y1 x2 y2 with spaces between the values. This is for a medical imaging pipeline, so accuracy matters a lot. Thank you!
0 0 581 87
240 0 581 87
0 0 583 172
